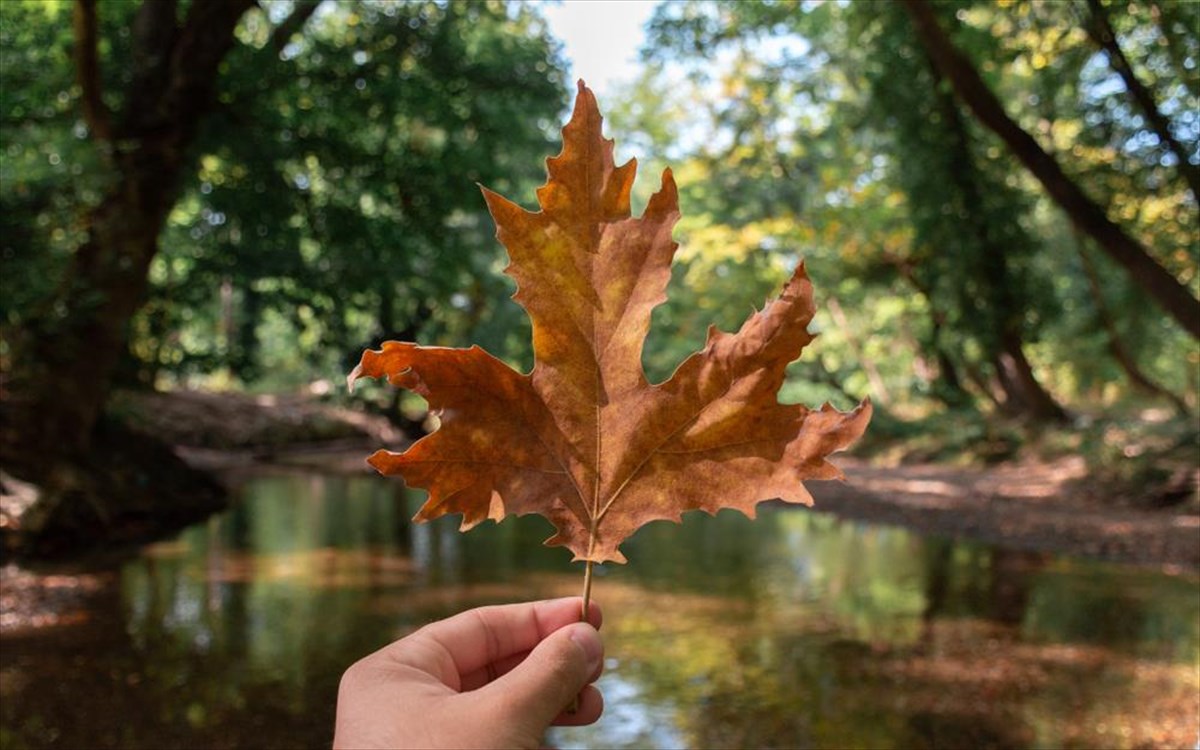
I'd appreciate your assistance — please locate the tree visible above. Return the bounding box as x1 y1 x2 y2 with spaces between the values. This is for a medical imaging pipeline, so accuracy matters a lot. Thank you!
4 0 259 470
0 0 566 553
1082 0 1200 200
899 0 1200 340
134 1 565 392
640 0 1196 416
854 1 1067 420
640 1 1069 418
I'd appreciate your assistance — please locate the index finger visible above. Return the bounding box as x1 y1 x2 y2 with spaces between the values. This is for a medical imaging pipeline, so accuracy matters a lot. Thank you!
392 597 601 687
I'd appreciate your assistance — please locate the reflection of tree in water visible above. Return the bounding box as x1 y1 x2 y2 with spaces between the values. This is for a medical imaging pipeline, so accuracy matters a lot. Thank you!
6 479 1197 749
608 520 1192 749
905 710 1023 750
615 508 783 601
1024 567 1164 652
0 478 422 748
2 561 342 749
225 498 252 550
987 548 1048 627
921 536 955 626
624 626 1035 750
920 541 1048 628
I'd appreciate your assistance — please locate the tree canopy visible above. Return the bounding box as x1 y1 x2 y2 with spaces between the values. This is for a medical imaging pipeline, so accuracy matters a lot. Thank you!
0 0 566 469
632 0 1197 420
0 0 1196 501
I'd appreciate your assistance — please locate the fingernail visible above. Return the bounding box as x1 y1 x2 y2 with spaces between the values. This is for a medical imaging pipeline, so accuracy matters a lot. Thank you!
568 623 602 670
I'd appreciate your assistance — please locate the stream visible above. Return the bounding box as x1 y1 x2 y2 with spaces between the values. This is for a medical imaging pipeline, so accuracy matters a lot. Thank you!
1 471 1197 748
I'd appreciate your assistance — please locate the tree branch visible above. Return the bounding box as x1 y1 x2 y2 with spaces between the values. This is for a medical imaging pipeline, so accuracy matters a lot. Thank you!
1084 0 1200 200
270 0 323 54
1074 233 1191 414
899 0 1200 340
122 0 179 139
72 0 113 142
147 0 257 143
133 0 179 67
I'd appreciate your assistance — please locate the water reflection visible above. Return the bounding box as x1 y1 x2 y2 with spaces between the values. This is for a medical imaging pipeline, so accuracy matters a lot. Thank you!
1 472 1197 749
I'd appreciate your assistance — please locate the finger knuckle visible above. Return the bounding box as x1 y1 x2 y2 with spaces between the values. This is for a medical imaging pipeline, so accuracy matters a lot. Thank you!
337 655 374 695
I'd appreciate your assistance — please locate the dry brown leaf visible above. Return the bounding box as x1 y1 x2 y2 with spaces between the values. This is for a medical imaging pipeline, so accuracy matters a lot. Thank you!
350 82 871 565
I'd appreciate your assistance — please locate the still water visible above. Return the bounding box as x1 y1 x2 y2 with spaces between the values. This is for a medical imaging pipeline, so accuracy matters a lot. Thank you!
2 471 1197 749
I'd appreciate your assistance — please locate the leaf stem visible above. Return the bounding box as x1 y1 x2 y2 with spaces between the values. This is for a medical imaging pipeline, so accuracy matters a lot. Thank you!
568 558 595 716
580 559 594 621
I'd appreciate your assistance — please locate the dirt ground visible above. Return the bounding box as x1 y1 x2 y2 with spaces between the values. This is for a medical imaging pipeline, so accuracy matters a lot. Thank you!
812 457 1198 570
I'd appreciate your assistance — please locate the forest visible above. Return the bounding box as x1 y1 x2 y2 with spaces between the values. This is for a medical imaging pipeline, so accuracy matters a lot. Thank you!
1 0 1197 538
0 1 1197 748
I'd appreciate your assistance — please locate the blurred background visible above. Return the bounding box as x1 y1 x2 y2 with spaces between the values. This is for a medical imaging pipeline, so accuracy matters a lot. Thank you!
0 1 1196 748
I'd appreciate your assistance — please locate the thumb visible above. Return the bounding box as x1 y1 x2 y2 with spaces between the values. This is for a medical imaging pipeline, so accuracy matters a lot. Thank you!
483 622 602 730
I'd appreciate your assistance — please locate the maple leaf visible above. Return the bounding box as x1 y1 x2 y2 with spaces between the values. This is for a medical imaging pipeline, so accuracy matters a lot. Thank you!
349 82 871 567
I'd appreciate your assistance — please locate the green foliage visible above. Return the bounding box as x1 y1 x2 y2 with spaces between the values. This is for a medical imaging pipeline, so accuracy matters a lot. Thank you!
1 0 566 389
1 0 1195 424
637 0 1197 420
855 1 1053 357
143 1 566 387
0 1 107 346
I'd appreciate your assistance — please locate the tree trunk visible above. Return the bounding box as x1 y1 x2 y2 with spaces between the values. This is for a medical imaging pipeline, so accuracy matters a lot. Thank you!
992 330 1068 422
2 0 256 472
890 260 973 408
232 282 262 382
923 42 1069 423
987 549 1046 626
0 0 331 560
13 191 169 461
1075 236 1191 414
900 0 1200 340
826 296 891 405
963 360 1007 409
1084 0 1200 201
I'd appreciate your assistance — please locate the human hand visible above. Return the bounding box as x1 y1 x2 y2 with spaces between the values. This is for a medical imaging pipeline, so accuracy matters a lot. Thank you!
333 597 604 750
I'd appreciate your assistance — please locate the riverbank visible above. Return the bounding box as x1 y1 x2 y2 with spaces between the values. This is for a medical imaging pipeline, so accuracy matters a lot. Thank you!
5 388 1194 571
812 458 1199 570
108 388 1200 571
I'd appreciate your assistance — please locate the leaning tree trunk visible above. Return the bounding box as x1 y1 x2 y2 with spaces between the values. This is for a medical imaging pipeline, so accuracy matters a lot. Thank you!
1074 236 1191 414
1083 0 1200 201
889 257 974 409
0 1 328 559
16 180 174 462
900 0 1200 340
923 42 1069 423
